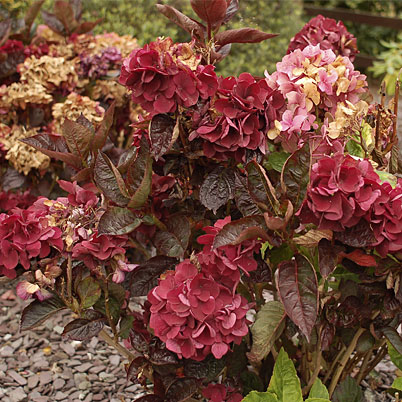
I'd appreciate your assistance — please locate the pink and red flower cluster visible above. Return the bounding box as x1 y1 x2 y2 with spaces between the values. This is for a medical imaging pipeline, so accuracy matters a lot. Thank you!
0 190 37 213
0 206 63 278
287 15 358 61
190 73 270 162
119 37 218 115
202 383 243 402
148 258 251 361
298 154 402 257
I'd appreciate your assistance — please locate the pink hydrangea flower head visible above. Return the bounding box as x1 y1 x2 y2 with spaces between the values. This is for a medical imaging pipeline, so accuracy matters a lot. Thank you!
148 258 251 361
202 383 243 402
287 15 358 61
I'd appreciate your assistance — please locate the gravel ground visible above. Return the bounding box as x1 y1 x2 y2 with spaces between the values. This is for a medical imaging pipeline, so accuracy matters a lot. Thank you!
0 282 148 402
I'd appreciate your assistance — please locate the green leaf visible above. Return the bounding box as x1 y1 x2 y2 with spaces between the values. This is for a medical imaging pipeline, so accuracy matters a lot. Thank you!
388 341 402 370
247 301 286 363
309 378 329 399
332 376 363 402
20 295 65 330
98 207 142 235
345 137 364 158
199 167 235 214
241 371 265 395
267 151 290 172
376 170 397 188
382 327 402 355
392 377 402 391
127 135 153 209
267 348 303 402
77 277 101 309
276 255 318 342
119 315 134 339
242 391 279 402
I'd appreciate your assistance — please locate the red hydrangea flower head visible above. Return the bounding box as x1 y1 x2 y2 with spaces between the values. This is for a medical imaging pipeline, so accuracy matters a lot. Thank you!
119 37 218 116
148 258 251 361
58 180 98 209
0 40 24 56
0 190 37 212
190 73 270 161
202 383 243 402
197 216 261 289
0 207 63 278
287 15 358 61
297 154 382 232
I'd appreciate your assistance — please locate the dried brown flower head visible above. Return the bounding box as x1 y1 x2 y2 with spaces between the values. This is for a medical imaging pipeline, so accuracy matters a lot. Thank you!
91 79 128 107
0 123 50 175
0 82 53 110
52 92 104 132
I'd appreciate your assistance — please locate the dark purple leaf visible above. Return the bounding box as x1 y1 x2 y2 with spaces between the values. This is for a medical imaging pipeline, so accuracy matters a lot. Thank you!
62 118 93 161
223 0 239 23
149 114 179 161
318 239 343 279
190 0 228 26
70 0 83 20
382 327 402 355
165 377 198 402
156 4 205 40
234 172 261 216
21 133 82 169
77 276 101 309
74 18 103 34
98 207 142 235
41 10 65 34
321 321 335 351
129 329 149 354
62 318 104 341
130 256 178 297
0 20 11 46
277 254 318 341
334 220 376 248
184 354 226 381
2 168 26 191
118 147 138 173
199 166 235 214
246 160 279 213
281 144 311 211
149 343 179 366
127 135 153 209
91 101 115 153
215 28 278 46
0 49 25 78
94 152 130 206
54 1 77 33
212 215 265 249
20 296 65 330
71 167 91 182
154 215 190 258
126 356 149 382
24 0 45 38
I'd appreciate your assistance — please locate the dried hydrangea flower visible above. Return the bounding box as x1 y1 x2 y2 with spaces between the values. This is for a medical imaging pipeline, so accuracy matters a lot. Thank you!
0 82 52 110
91 79 128 107
0 124 50 175
52 92 104 131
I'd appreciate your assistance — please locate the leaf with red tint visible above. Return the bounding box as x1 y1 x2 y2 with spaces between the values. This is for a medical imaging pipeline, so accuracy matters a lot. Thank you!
133 395 163 402
156 4 205 40
41 10 65 34
91 101 115 153
234 173 261 217
127 136 153 209
20 296 65 331
149 342 179 366
165 377 199 402
129 329 149 355
24 0 45 39
154 215 191 258
234 226 270 245
200 167 235 214
281 144 311 211
54 1 77 33
0 20 11 47
21 133 82 169
149 114 179 161
318 239 344 279
212 215 265 249
62 118 93 161
190 0 228 26
276 254 318 341
94 152 130 206
74 18 103 34
246 160 279 213
293 229 332 248
130 256 178 297
215 28 278 46
321 321 335 351
62 318 104 341
342 249 377 267
223 0 239 23
98 207 142 235
334 220 376 248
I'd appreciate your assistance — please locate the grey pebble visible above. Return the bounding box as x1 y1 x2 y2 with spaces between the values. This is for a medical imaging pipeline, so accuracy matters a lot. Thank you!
9 387 27 402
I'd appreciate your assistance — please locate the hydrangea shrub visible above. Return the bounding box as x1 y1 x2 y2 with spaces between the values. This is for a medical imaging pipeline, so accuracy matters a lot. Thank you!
0 1 402 401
